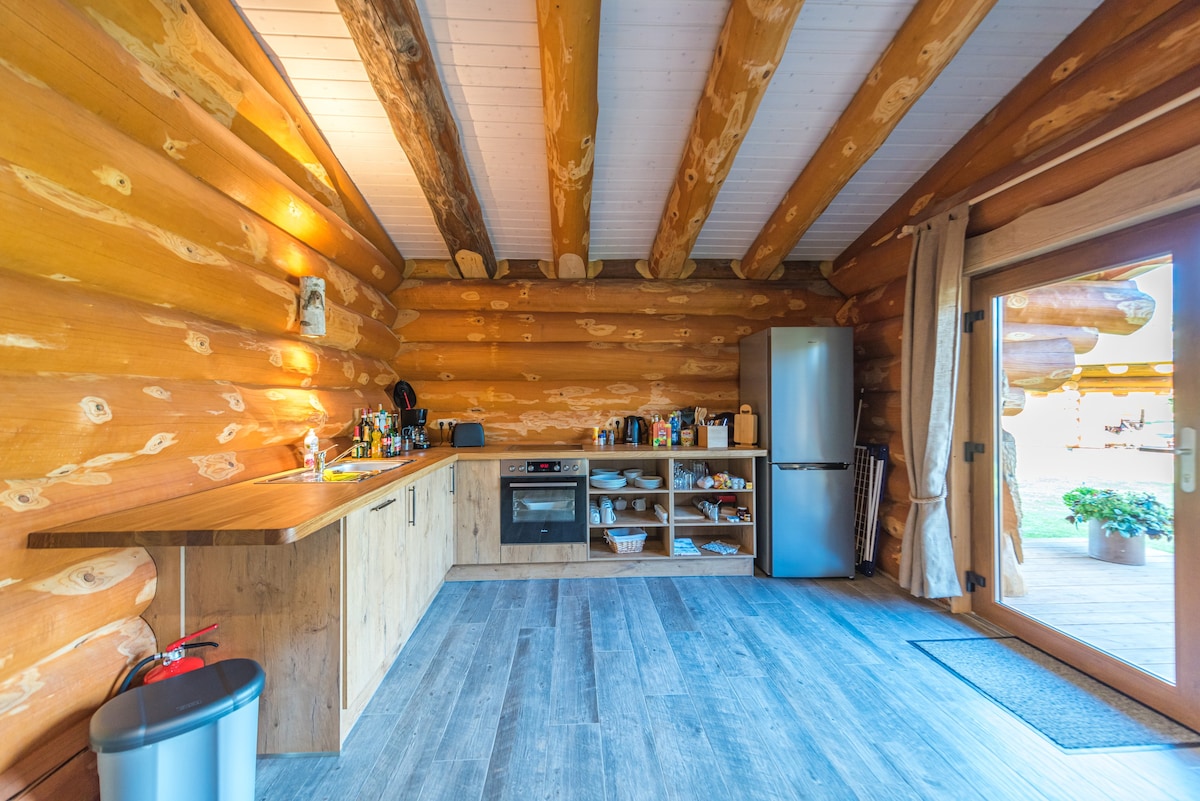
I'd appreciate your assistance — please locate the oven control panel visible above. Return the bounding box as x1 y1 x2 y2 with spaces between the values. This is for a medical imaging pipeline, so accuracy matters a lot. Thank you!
500 458 585 474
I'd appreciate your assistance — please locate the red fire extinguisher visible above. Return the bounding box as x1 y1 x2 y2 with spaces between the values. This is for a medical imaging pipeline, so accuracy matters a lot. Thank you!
117 623 220 694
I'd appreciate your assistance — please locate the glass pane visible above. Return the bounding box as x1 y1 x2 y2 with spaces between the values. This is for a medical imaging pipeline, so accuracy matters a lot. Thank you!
996 259 1176 683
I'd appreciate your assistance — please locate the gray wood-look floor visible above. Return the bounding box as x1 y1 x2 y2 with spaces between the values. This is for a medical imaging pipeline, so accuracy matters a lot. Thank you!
256 574 1200 801
1003 538 1175 682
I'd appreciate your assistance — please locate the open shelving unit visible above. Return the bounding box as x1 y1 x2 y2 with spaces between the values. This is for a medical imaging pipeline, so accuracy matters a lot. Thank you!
586 455 756 565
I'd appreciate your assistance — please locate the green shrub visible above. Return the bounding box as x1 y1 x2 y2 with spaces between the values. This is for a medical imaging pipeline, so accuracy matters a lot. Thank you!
1062 486 1173 540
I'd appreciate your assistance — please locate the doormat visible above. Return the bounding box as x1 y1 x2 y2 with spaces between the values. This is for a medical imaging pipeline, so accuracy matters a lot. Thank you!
910 636 1200 751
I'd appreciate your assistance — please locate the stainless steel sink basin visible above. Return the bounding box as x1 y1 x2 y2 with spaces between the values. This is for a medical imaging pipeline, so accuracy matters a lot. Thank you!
258 459 414 484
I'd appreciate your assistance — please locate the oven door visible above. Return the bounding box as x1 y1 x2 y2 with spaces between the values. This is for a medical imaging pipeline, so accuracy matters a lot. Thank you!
500 477 587 544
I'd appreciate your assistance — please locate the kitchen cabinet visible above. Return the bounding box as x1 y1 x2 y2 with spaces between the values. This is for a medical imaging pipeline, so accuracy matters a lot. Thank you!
141 462 457 754
453 460 501 564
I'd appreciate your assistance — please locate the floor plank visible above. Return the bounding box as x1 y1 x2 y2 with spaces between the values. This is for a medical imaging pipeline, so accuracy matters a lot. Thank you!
257 574 1200 801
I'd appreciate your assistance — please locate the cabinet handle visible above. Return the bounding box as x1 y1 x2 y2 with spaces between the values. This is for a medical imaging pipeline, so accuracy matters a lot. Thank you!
408 485 417 527
370 498 396 512
450 465 456 494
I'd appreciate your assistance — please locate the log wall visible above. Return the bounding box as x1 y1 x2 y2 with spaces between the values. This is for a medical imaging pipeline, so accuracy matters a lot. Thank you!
829 0 1200 581
0 1 401 797
389 275 844 441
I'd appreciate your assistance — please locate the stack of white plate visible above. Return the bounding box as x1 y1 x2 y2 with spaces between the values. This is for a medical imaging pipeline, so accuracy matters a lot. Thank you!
635 475 663 489
591 475 627 490
591 468 620 477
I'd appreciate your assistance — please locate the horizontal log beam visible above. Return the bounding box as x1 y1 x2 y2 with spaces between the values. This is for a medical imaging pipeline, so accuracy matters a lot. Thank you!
0 62 395 327
858 391 901 434
1003 280 1154 335
836 278 906 327
825 233 912 299
1002 323 1098 355
63 0 357 230
740 0 996 278
0 549 154 679
0 0 402 298
392 279 845 320
336 0 497 276
1002 338 1076 392
854 358 901 393
394 309 787 345
835 0 1188 269
0 271 398 388
648 0 804 278
187 0 409 280
853 317 904 361
0 376 375 481
396 342 739 383
415 378 739 414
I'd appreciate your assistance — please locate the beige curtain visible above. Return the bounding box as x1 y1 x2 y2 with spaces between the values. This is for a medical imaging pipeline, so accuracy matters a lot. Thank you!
900 204 970 598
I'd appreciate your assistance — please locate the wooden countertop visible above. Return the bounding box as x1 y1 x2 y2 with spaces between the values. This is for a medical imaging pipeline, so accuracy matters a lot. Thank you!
28 443 765 549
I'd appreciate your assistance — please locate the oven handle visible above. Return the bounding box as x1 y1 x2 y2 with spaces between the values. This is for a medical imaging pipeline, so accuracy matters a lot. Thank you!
506 481 581 489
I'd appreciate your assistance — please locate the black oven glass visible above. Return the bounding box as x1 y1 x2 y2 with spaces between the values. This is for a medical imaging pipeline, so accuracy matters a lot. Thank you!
500 477 587 544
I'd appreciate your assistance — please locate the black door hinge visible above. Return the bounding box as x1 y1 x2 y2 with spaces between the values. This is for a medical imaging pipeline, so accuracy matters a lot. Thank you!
963 309 985 333
965 571 987 593
963 442 985 462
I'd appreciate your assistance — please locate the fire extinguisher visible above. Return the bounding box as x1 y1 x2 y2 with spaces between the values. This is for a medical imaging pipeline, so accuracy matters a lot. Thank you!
116 623 220 694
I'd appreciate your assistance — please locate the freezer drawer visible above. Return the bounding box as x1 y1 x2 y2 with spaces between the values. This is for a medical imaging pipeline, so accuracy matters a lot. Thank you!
758 464 855 578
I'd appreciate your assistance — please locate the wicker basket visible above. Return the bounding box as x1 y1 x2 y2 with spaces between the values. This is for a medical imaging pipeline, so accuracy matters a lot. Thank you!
604 527 647 554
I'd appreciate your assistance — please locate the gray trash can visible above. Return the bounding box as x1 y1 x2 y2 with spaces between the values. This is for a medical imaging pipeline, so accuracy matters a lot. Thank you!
90 658 265 801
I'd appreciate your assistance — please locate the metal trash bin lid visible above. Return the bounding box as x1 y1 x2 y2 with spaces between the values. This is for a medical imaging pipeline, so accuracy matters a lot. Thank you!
90 659 265 753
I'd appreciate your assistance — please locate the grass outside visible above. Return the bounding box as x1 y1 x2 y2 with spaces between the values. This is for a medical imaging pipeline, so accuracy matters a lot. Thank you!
1016 471 1175 554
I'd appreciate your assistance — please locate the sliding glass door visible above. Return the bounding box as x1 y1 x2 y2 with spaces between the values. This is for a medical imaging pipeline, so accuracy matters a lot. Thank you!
969 210 1200 727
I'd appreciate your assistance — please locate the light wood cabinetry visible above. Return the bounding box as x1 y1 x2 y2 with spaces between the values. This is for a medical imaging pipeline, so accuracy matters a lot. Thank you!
144 463 456 754
587 455 756 564
453 460 501 564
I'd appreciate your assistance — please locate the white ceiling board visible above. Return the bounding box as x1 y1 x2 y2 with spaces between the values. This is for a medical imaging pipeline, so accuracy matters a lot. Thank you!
235 0 1109 268
238 0 450 260
784 0 1107 261
417 0 551 261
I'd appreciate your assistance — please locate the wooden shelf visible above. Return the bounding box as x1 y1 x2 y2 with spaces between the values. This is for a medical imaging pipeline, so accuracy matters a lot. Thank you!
582 456 757 563
671 533 752 559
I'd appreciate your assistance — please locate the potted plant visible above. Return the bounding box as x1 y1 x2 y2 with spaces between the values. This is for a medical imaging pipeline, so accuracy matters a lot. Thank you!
1062 486 1173 565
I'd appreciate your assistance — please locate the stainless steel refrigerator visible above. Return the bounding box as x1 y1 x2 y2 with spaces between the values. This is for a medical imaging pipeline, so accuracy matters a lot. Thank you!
740 327 855 577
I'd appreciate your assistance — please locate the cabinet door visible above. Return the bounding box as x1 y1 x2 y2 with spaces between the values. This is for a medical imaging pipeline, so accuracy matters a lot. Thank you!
343 488 406 712
453 460 501 564
405 465 454 631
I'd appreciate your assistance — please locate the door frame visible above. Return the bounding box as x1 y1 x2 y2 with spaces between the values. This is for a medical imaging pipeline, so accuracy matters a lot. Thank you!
968 208 1200 729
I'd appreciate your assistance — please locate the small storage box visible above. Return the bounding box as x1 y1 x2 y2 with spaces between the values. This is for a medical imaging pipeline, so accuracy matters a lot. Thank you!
604 527 647 553
697 426 728 448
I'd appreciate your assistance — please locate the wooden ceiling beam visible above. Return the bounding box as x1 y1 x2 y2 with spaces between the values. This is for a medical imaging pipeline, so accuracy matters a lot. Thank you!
536 0 601 279
647 0 805 280
335 0 498 278
831 0 1187 273
739 0 997 280
188 0 409 288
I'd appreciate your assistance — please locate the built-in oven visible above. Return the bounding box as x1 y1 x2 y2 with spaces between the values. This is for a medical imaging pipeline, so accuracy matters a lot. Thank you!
499 458 587 544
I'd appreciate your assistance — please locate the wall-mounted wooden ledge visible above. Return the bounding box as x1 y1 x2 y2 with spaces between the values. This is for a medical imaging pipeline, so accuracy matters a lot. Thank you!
27 450 458 549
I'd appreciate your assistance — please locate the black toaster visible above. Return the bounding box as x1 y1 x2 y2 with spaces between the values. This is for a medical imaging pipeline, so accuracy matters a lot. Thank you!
451 422 485 447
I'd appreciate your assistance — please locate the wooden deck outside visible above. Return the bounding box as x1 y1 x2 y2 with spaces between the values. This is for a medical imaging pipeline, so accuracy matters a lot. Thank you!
1002 538 1176 683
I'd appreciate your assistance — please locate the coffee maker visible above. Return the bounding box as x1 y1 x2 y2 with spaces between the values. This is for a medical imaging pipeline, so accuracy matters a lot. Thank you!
401 408 430 449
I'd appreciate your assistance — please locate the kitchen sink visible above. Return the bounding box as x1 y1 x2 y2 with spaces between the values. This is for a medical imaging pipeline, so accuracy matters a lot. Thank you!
504 444 584 451
258 459 414 484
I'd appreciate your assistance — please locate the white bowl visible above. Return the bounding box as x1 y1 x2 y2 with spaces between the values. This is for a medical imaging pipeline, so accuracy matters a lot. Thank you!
622 469 643 478
635 475 662 489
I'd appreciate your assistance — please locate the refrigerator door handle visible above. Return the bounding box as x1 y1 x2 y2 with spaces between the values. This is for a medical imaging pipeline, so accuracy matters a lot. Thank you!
774 462 850 470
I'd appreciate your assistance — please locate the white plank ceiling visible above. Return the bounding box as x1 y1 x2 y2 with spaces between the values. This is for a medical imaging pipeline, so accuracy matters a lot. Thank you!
235 0 1104 264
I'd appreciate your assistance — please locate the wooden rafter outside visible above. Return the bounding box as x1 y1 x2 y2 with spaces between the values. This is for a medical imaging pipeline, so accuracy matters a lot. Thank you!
335 0 498 279
739 0 997 280
536 0 601 279
646 0 805 280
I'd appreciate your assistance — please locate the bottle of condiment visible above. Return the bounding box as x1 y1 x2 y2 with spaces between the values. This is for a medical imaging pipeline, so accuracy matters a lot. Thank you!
303 428 319 470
